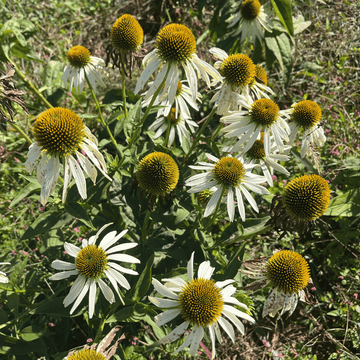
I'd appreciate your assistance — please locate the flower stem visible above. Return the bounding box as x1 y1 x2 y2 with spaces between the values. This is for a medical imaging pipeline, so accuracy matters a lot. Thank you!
9 121 32 144
93 314 106 343
180 107 217 169
115 65 171 170
141 209 151 243
120 52 128 118
210 122 223 142
6 57 53 110
164 111 172 147
85 75 122 159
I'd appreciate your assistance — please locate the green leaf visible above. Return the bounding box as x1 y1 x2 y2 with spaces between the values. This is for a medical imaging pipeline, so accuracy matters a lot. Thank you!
124 99 142 142
21 210 72 240
10 182 41 208
223 242 246 280
270 0 294 37
65 202 94 229
19 326 47 342
291 150 318 174
276 32 293 86
130 254 155 302
293 14 311 35
44 60 63 95
31 297 71 317
324 189 360 217
265 33 283 70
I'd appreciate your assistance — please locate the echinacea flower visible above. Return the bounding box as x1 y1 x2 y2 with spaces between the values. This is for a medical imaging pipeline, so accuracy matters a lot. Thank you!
227 0 271 43
288 100 326 158
110 14 144 53
283 174 330 222
142 80 201 119
65 326 122 360
249 64 274 100
0 262 10 283
149 252 255 358
221 97 291 156
49 224 139 318
62 45 105 94
243 133 290 186
136 152 179 197
243 250 310 318
25 107 111 205
134 24 221 103
185 153 269 222
148 108 198 147
209 48 256 115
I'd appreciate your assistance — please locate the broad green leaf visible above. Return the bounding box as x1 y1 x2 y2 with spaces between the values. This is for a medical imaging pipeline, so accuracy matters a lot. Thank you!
130 254 154 302
21 210 72 240
265 33 284 70
325 189 360 217
276 32 293 86
32 297 71 317
65 202 94 229
124 99 142 142
10 182 41 208
293 14 311 35
44 60 63 95
270 0 294 37
19 326 47 342
291 150 318 174
223 242 246 280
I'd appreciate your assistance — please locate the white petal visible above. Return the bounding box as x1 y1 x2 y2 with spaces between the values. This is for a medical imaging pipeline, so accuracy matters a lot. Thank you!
227 188 235 222
105 268 130 290
106 242 137 255
189 326 204 356
135 57 162 94
64 275 86 307
64 242 81 258
239 184 259 213
204 185 223 217
148 296 180 308
107 253 141 264
76 151 97 184
51 260 76 271
155 309 181 327
197 261 214 280
49 270 78 280
68 155 87 200
187 252 195 281
152 278 178 300
218 316 235 342
62 156 72 204
25 143 41 173
108 262 138 276
98 278 115 304
69 278 90 314
88 279 97 318
160 321 189 343
223 304 255 324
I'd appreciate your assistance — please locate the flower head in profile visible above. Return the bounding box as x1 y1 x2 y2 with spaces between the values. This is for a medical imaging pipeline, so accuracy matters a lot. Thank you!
221 97 291 156
209 48 257 115
25 107 112 205
185 153 269 222
110 14 143 53
142 80 201 120
283 174 330 222
49 224 140 318
134 24 221 104
62 45 105 94
148 108 198 148
288 100 326 158
249 64 274 100
136 152 179 197
149 252 255 358
243 133 290 186
64 326 122 360
227 0 271 43
243 250 310 318
0 262 10 284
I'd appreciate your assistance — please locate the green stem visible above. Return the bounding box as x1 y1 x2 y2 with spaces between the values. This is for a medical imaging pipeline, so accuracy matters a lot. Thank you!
204 187 225 231
9 122 32 144
93 315 106 343
120 52 128 118
141 209 151 243
85 75 122 160
115 65 171 171
0 286 26 293
180 107 217 170
6 57 53 110
210 123 223 142
164 111 172 147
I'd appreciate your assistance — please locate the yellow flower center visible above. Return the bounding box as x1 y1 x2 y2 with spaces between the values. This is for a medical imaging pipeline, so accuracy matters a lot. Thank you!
220 54 256 88
266 250 310 294
76 245 108 278
292 100 322 130
197 189 213 206
283 174 330 221
179 278 224 327
67 349 106 360
110 14 144 52
247 139 265 159
67 46 91 68
241 0 262 21
250 99 279 127
176 81 183 96
136 152 179 196
250 64 268 87
155 24 196 62
213 157 246 187
34 108 85 157
170 108 181 125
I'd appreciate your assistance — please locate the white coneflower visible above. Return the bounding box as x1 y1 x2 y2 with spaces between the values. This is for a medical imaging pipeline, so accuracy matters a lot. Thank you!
134 24 221 103
221 97 292 156
148 108 198 148
149 252 255 358
0 262 10 284
62 45 105 94
227 0 272 43
142 80 201 119
288 100 326 158
185 153 269 222
25 107 111 205
49 224 140 318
